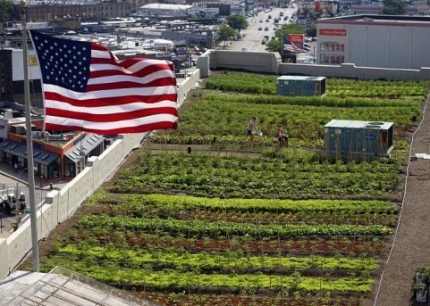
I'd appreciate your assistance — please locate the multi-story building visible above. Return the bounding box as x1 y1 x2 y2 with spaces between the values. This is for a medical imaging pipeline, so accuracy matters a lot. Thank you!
316 14 430 69
0 108 106 181
134 3 192 19
0 49 43 107
25 0 136 21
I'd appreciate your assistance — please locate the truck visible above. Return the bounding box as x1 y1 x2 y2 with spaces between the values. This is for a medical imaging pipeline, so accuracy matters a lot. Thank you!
0 188 26 214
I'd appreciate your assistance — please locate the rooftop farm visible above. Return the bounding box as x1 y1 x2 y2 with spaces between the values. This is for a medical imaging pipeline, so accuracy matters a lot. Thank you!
24 73 428 306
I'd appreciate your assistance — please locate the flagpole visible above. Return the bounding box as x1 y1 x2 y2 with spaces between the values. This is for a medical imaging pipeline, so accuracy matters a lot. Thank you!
21 0 40 272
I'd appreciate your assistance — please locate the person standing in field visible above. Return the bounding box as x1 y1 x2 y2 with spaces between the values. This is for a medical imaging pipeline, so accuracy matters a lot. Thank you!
247 116 257 141
276 124 289 147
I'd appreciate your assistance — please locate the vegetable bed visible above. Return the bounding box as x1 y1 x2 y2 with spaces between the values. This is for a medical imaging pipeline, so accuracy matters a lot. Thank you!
24 73 428 306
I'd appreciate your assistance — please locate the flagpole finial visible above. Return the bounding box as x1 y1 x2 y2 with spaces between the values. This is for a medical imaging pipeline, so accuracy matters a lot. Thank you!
20 0 27 15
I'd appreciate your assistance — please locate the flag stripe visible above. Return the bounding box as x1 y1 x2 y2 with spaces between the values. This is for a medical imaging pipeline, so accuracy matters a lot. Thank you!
44 97 177 112
45 114 178 134
42 84 177 100
30 30 178 135
46 106 178 122
44 91 177 107
45 122 178 135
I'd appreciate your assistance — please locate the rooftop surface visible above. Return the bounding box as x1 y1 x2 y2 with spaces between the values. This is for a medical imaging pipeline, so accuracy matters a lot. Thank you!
0 267 157 306
318 14 430 25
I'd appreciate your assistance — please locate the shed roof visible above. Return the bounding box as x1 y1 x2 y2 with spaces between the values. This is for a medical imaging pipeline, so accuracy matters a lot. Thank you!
325 119 394 130
140 3 192 10
277 76 325 81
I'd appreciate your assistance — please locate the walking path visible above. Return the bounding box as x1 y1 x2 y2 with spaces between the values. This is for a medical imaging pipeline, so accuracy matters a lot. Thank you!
372 96 430 306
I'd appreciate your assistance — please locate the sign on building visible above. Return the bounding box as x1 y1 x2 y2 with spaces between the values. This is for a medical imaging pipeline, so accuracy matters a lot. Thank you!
288 34 304 48
188 7 220 21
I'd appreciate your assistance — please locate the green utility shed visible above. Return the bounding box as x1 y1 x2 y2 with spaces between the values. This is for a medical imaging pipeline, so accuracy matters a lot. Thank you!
324 119 394 158
276 76 326 96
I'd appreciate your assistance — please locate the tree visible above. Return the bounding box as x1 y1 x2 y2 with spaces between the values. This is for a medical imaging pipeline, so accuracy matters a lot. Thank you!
217 25 236 48
0 0 13 24
265 24 304 53
382 0 405 15
306 23 317 37
226 14 249 32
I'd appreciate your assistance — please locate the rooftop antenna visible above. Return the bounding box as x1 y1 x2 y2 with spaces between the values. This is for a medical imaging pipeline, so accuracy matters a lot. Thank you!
21 0 40 272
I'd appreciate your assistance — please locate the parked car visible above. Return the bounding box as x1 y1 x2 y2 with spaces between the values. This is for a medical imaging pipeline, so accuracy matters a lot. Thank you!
264 27 269 31
258 26 262 30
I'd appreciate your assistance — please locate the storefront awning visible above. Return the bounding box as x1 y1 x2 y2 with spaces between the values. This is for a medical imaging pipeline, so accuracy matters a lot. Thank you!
0 140 59 166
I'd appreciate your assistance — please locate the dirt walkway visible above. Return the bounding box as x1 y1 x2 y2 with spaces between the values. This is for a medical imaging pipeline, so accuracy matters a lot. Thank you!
371 96 430 306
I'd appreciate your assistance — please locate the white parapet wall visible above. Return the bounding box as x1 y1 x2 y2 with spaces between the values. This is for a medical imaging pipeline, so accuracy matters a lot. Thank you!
0 71 201 280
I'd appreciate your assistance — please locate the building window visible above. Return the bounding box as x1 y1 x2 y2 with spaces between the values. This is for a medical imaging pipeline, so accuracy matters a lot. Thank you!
321 41 345 53
320 54 344 65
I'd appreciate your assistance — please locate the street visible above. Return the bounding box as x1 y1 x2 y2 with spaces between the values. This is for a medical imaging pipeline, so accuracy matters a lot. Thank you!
228 7 298 53
0 170 50 237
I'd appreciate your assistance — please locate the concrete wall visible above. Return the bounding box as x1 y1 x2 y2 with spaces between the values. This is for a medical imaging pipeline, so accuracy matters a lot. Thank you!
0 73 200 280
279 62 430 81
198 50 430 81
208 50 280 74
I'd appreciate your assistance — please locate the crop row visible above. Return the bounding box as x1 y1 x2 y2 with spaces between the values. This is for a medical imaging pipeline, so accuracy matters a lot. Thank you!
110 152 401 200
140 292 362 306
39 260 375 294
175 99 418 138
100 194 396 226
77 215 393 238
175 210 396 226
56 245 377 273
135 151 403 174
105 194 396 214
202 92 422 108
205 73 428 97
73 229 385 256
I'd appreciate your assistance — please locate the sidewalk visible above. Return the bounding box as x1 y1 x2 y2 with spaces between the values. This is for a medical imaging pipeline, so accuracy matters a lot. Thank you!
0 165 68 191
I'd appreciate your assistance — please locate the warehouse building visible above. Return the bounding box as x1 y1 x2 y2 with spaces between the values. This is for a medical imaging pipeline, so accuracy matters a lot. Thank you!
316 15 430 69
135 4 193 19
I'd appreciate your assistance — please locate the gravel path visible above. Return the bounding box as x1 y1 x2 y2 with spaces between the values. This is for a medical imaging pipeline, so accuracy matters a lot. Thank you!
370 96 430 306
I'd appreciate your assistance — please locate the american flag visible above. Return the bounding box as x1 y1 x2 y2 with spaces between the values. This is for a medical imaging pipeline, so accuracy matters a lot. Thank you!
30 30 178 135
283 39 301 53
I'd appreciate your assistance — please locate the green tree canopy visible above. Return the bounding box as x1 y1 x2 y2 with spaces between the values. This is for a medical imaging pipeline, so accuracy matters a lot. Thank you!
265 24 304 53
226 14 249 32
306 23 317 38
218 25 236 48
382 0 406 15
0 0 13 24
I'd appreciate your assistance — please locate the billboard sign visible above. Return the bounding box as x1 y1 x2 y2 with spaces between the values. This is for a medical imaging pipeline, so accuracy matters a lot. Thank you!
288 34 304 48
188 8 219 21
